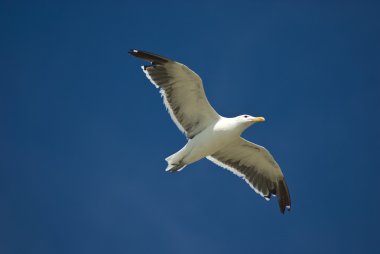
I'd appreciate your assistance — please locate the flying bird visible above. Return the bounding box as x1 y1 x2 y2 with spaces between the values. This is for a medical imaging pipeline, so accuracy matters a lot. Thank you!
129 49 291 213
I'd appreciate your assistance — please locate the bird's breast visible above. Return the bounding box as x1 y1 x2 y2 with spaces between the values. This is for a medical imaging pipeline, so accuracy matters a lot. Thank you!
183 124 239 164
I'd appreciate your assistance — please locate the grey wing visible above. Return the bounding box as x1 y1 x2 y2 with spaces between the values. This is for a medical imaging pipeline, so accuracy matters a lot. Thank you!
207 137 291 214
129 49 220 139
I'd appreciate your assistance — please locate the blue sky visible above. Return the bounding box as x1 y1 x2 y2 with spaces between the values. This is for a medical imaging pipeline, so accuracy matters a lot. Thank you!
1 0 380 253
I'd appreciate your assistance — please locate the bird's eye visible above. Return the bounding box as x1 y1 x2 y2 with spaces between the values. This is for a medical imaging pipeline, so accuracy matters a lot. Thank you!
244 115 248 118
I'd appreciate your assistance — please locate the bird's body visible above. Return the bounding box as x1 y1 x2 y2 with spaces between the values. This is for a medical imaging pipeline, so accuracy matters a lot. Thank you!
129 49 291 213
166 117 244 169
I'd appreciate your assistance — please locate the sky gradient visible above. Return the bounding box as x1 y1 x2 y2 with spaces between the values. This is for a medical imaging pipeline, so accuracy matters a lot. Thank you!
1 0 380 253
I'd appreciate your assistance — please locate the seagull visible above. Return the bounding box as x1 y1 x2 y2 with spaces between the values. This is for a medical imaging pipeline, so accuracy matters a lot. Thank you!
129 49 291 213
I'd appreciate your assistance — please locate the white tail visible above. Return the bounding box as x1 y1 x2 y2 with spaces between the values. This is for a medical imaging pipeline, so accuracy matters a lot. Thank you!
165 151 187 172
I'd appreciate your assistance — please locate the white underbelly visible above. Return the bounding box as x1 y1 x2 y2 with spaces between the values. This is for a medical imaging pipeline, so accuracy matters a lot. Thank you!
182 127 236 164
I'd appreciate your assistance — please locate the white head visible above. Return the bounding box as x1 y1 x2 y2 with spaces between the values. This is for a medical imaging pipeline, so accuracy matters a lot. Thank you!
234 114 266 131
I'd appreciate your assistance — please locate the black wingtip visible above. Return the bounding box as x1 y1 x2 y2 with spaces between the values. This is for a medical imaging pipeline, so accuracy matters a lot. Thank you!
129 49 139 55
129 49 141 59
278 178 291 214
128 49 171 64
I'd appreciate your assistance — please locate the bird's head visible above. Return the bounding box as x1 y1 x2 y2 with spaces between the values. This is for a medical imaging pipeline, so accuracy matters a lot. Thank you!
236 114 266 129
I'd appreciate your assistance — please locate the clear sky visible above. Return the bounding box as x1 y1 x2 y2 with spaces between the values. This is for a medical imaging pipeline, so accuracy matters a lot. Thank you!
1 0 380 253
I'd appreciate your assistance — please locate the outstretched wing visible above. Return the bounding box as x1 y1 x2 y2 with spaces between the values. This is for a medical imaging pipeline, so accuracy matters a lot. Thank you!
129 49 220 139
207 138 291 213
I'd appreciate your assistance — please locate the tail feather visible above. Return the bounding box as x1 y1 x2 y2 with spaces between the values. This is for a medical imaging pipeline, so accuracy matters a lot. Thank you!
165 153 186 172
165 154 174 163
165 163 186 172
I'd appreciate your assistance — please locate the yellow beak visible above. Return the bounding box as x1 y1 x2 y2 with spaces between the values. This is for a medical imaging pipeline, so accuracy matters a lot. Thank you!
253 117 265 122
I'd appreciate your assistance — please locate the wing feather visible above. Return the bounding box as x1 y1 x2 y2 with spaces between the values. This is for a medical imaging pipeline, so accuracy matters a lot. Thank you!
207 138 291 213
130 49 220 139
